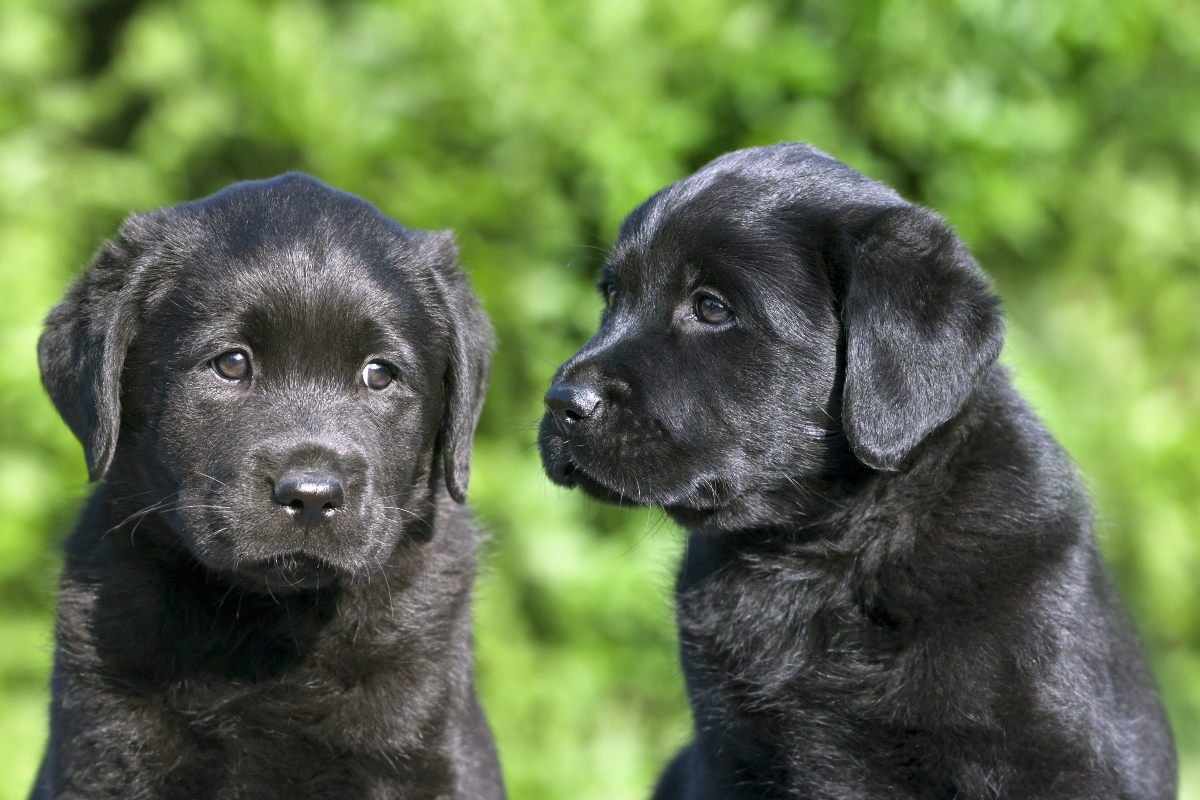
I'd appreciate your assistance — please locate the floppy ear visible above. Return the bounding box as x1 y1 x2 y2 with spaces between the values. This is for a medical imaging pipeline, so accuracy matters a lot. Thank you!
424 233 493 503
38 216 155 481
839 205 1004 471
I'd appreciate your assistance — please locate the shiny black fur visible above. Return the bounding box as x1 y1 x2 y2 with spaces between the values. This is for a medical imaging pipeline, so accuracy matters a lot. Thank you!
33 175 503 799
539 144 1175 798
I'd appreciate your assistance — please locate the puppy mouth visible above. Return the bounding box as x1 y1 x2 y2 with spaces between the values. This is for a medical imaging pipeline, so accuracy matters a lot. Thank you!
546 454 641 503
546 451 735 513
540 411 743 513
236 552 344 593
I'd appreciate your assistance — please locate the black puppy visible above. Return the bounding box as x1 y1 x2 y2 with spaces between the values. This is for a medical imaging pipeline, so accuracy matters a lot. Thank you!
540 144 1175 798
33 175 503 799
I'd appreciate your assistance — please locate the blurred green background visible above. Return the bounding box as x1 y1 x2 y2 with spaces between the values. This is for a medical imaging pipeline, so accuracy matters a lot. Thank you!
1 0 1197 797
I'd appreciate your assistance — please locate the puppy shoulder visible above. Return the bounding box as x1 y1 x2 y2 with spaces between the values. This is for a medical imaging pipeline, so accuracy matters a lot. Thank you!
902 365 1092 541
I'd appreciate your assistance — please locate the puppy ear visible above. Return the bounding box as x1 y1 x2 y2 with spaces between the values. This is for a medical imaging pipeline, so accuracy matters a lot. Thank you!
38 216 155 481
839 205 1004 471
426 232 493 503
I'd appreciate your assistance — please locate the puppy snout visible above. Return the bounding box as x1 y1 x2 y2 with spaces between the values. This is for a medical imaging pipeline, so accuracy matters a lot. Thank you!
545 382 601 430
272 470 345 526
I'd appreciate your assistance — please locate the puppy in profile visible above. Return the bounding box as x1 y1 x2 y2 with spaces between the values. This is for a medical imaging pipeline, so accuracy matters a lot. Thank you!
540 144 1175 798
33 175 503 799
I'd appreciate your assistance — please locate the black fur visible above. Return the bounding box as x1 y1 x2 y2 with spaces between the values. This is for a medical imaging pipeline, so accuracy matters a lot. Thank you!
33 175 503 799
539 144 1175 798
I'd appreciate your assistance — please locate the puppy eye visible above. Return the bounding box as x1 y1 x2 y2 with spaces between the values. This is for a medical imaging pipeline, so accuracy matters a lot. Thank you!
600 282 617 304
362 361 395 390
695 296 733 325
211 350 249 381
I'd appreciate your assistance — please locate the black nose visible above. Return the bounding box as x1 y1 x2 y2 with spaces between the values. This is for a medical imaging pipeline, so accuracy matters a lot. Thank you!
272 470 345 526
545 382 601 428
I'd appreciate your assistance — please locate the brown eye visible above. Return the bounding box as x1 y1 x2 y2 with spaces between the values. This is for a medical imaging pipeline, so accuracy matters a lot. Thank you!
363 362 394 390
212 350 249 380
696 296 732 324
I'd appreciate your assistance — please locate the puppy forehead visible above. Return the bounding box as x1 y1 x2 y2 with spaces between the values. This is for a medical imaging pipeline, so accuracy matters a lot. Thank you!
604 147 902 328
606 183 814 301
152 238 443 364
612 142 902 274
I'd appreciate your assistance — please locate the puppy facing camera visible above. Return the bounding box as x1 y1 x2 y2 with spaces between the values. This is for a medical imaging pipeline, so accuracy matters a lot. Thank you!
539 143 1176 798
33 175 503 799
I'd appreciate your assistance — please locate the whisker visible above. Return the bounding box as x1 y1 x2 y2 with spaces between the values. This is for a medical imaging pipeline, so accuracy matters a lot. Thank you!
105 491 183 535
374 553 394 618
186 469 228 486
379 506 423 518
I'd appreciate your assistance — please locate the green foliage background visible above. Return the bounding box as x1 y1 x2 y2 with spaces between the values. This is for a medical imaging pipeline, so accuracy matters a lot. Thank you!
1 0 1197 797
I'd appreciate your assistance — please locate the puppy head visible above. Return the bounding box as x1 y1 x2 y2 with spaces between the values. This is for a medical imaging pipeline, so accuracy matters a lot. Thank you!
40 174 491 591
538 143 1003 532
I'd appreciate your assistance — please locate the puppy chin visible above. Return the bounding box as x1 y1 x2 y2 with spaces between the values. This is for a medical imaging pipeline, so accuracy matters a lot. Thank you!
189 535 379 594
229 552 348 594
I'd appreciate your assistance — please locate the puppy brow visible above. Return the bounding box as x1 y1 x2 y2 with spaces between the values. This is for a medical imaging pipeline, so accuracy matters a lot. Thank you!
369 331 422 371
595 267 615 293
186 325 248 362
684 263 711 294
685 256 740 297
